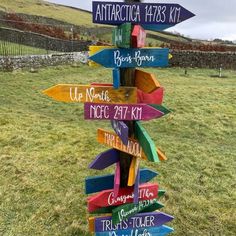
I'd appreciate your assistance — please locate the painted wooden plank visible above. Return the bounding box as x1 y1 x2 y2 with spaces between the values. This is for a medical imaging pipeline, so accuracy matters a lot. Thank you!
89 148 119 170
138 87 164 105
113 161 120 198
87 183 158 212
92 211 173 232
95 225 174 236
111 120 129 146
135 69 160 93
43 84 137 104
89 45 114 67
132 25 146 48
85 168 158 195
97 128 145 161
134 121 159 163
112 198 164 225
133 166 140 204
157 148 168 162
128 156 140 187
112 23 132 48
89 48 169 68
112 69 120 89
92 1 195 26
89 189 165 214
84 103 164 121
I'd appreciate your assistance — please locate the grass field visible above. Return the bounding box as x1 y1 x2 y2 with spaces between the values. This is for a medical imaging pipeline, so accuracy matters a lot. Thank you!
0 65 235 235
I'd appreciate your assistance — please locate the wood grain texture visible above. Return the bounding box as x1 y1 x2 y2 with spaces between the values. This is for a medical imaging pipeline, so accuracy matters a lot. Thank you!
135 69 160 93
87 183 158 212
43 84 137 104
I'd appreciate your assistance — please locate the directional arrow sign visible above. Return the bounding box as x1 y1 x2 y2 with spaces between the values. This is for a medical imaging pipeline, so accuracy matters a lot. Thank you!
87 183 158 212
89 189 166 214
112 23 132 48
112 199 165 225
90 211 173 232
93 1 195 26
84 103 164 121
113 161 120 198
89 148 119 170
97 128 164 162
89 48 169 68
138 87 164 104
95 225 174 236
111 120 128 145
132 25 146 48
112 198 164 224
135 69 160 93
43 84 137 104
85 168 158 194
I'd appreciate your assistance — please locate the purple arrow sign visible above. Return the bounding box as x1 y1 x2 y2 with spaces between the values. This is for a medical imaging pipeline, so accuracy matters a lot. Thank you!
92 2 195 26
89 149 120 170
84 103 164 121
111 120 128 145
94 212 174 232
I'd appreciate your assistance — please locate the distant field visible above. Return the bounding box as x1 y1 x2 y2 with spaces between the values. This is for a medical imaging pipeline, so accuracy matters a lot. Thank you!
0 65 235 235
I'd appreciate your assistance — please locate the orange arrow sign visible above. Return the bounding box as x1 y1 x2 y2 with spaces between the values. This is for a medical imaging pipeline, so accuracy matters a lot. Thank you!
135 69 161 93
43 84 137 104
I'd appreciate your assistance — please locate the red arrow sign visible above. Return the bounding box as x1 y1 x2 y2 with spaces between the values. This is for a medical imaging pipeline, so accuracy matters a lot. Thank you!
87 183 158 212
132 25 146 48
137 87 164 104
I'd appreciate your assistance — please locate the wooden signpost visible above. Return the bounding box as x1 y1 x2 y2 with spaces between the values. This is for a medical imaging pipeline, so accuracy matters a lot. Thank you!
43 84 137 104
43 1 194 235
89 48 169 68
88 183 158 212
84 103 165 121
92 1 195 28
85 168 158 194
94 225 174 236
89 211 174 232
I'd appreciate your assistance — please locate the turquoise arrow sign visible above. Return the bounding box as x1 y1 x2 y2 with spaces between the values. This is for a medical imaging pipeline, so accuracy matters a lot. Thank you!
89 48 169 68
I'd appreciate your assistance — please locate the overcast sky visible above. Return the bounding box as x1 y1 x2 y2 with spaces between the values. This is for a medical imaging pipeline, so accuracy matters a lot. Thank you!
46 0 236 41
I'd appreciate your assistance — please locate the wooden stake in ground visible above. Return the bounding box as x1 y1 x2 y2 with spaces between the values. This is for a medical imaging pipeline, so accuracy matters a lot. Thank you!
119 0 141 187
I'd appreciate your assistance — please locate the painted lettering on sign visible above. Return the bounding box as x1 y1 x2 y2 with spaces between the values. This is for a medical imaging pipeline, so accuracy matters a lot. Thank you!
43 84 137 104
84 103 164 121
92 2 195 26
89 48 169 68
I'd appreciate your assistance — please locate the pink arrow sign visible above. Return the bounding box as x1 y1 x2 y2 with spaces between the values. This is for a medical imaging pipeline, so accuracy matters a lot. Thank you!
132 25 146 48
137 87 164 105
114 161 120 198
87 183 158 212
84 103 164 121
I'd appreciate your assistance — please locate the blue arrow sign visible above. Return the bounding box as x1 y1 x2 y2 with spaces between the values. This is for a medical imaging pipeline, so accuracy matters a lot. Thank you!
95 225 174 236
89 48 169 68
85 168 158 194
93 1 195 27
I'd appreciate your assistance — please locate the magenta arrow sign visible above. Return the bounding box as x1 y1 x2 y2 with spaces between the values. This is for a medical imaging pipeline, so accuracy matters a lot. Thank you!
84 103 164 121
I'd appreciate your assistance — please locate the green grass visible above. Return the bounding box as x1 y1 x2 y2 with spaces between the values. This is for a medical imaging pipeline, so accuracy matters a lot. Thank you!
0 0 93 27
0 40 56 56
0 65 235 235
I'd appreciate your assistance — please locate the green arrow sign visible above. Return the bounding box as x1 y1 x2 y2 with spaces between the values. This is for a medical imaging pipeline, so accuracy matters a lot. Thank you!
112 23 132 48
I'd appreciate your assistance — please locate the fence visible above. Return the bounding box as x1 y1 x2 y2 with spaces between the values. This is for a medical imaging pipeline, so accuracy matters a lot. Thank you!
0 27 92 57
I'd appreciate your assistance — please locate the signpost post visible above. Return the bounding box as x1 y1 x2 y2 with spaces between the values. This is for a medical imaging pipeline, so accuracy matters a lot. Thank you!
43 1 194 235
